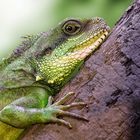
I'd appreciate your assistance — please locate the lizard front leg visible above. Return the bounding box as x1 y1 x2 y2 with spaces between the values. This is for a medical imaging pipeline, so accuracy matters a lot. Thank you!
44 92 88 128
0 88 87 128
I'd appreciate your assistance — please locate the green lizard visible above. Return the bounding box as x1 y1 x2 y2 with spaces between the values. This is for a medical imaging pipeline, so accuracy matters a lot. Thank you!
0 18 110 140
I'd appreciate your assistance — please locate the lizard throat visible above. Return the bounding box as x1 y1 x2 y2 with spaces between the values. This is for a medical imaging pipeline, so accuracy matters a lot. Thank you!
67 30 109 60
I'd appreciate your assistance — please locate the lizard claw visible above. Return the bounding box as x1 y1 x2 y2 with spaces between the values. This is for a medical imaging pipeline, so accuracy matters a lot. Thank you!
47 96 54 106
60 102 87 110
51 117 72 129
54 92 75 105
58 110 88 122
45 92 88 128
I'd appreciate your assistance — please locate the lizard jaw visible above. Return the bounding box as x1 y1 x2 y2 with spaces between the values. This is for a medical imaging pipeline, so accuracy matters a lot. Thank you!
68 30 110 60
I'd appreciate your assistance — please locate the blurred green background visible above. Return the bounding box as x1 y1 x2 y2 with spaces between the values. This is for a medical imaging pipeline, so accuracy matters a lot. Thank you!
0 0 132 59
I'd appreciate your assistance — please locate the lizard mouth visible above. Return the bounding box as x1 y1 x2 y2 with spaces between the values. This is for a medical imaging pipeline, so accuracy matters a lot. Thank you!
69 29 110 59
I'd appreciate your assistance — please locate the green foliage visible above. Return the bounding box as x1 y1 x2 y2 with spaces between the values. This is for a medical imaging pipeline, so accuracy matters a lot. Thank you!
52 0 132 27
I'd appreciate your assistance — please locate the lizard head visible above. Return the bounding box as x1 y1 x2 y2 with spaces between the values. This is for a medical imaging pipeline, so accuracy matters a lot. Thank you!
37 18 110 90
51 17 110 59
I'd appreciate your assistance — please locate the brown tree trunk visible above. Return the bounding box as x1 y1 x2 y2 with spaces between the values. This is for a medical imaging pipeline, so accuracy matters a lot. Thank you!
22 0 140 140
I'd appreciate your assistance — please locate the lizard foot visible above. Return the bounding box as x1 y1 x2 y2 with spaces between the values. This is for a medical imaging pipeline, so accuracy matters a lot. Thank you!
45 92 88 128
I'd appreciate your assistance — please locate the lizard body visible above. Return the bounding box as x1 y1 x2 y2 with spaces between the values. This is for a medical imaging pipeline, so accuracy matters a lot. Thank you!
0 18 110 140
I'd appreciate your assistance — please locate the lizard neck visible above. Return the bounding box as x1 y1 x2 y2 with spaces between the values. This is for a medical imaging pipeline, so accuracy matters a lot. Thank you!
36 55 84 91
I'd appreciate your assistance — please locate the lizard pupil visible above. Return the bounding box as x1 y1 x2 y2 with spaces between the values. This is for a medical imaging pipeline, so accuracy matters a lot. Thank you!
66 26 73 32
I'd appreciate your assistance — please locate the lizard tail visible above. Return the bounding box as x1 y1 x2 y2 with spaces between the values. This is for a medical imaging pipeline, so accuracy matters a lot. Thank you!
0 122 25 140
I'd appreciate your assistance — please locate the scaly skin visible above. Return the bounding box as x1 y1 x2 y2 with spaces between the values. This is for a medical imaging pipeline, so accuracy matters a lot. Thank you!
0 18 110 140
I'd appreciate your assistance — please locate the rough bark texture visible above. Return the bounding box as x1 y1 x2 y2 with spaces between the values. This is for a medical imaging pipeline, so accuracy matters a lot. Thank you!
22 0 140 140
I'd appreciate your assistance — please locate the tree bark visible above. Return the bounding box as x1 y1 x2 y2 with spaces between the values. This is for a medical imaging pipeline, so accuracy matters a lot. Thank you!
22 0 140 140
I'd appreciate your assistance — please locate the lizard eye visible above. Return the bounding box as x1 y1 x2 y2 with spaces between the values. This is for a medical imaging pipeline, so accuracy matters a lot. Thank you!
62 20 81 35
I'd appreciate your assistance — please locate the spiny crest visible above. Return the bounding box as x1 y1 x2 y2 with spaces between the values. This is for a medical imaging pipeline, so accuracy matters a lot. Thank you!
13 33 41 58
0 33 41 70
